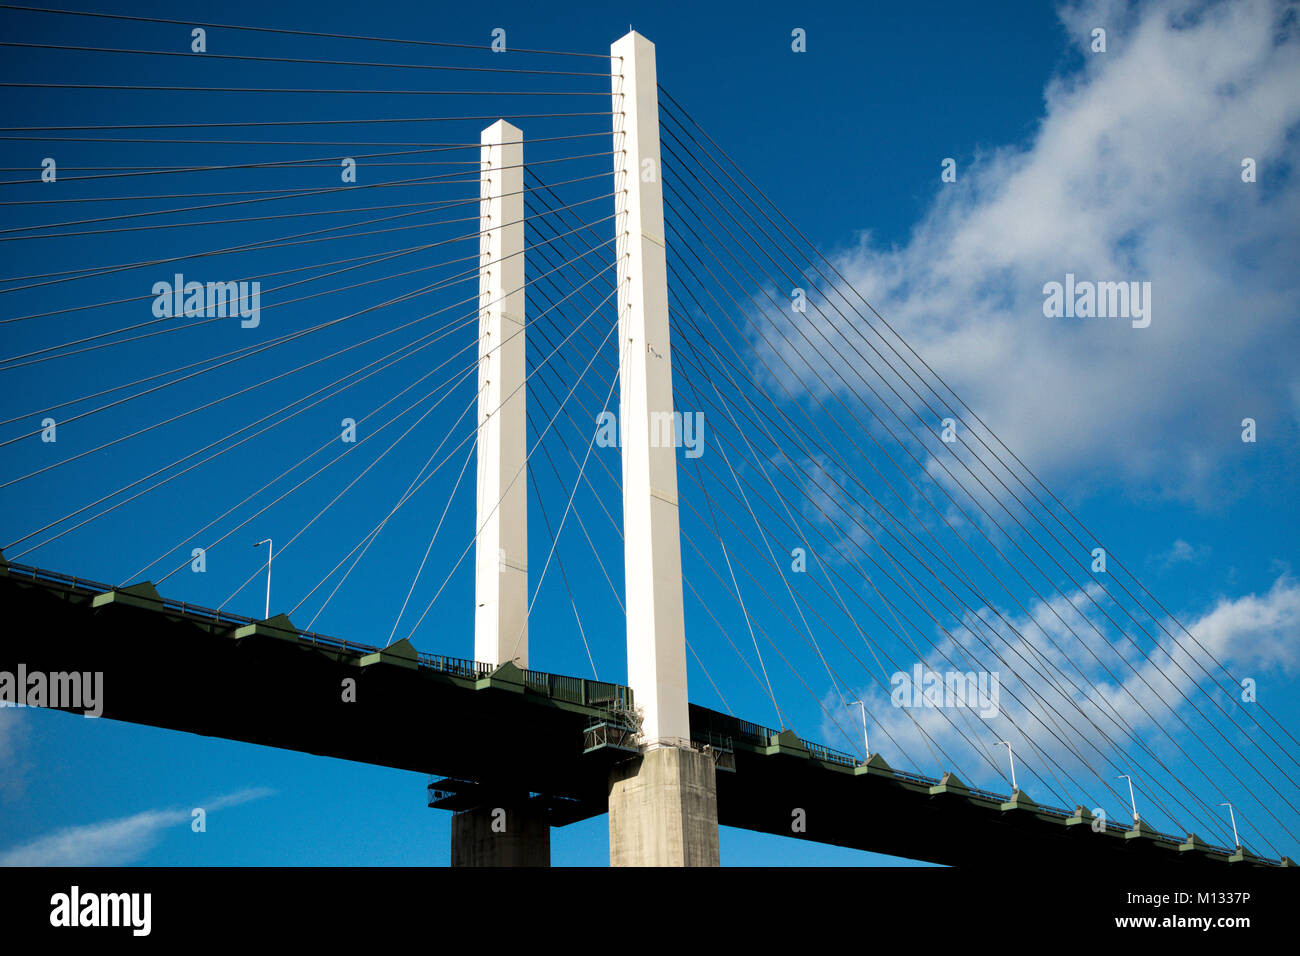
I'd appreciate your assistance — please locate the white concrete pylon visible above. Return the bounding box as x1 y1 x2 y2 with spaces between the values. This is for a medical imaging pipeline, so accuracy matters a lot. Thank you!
611 31 691 748
474 119 529 668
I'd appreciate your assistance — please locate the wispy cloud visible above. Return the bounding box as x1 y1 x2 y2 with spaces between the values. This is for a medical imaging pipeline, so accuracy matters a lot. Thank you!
0 787 275 866
1150 538 1211 568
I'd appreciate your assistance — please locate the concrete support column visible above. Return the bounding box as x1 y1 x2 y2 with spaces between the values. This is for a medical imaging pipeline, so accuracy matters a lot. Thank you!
451 803 550 868
475 119 529 669
609 746 719 867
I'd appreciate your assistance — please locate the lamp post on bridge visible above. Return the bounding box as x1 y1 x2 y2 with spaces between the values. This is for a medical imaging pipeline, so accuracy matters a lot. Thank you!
850 699 869 760
1218 802 1240 849
253 538 272 620
996 740 1018 792
1118 774 1140 823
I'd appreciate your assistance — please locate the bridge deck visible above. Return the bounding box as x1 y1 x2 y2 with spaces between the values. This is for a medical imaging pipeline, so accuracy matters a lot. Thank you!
0 562 1282 867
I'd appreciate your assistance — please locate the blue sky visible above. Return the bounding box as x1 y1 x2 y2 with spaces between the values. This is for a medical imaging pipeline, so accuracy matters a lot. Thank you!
1 0 1298 866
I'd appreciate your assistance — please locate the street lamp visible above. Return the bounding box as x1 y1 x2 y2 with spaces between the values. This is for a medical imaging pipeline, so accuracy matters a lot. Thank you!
1219 802 1240 849
849 699 869 760
253 538 272 620
996 741 1017 792
1118 774 1140 823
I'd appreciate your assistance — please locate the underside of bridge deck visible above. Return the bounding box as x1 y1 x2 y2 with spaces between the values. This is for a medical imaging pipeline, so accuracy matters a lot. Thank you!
1 565 1283 868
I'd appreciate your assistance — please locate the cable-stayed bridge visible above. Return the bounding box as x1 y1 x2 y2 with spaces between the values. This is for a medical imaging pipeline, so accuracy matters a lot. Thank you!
0 6 1296 868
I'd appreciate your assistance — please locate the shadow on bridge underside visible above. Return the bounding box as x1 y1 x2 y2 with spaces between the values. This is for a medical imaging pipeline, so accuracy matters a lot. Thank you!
0 561 1286 868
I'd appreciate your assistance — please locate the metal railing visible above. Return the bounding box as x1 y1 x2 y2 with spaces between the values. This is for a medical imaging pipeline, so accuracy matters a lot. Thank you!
517 668 633 713
417 653 494 681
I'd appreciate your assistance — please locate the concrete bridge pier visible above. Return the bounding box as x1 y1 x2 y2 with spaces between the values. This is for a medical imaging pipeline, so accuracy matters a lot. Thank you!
609 744 719 866
450 803 550 868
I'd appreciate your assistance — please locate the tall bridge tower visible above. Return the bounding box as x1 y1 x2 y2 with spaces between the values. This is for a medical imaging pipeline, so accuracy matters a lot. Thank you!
454 31 719 868
606 30 719 866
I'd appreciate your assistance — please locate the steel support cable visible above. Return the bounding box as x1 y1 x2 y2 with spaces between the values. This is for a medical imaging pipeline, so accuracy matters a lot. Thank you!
528 183 963 775
0 128 615 143
684 343 852 715
293 384 486 626
0 226 451 332
0 151 616 237
157 362 480 597
659 135 1300 812
522 191 795 738
1 191 613 343
521 430 600 680
0 189 494 243
386 432 478 646
0 169 612 292
670 312 1237 842
661 200 1257 847
676 466 932 770
524 215 927 766
14 312 481 563
0 137 612 187
0 5 614 59
505 330 631 664
673 312 1022 779
0 202 467 291
0 82 611 97
0 40 613 77
216 369 483 612
660 166 1258 801
659 160 1300 838
1 205 610 427
402 290 620 642
308 431 478 634
524 173 951 773
662 238 1214 835
665 192 1175 801
671 355 1073 798
670 291 1121 808
677 518 919 764
0 174 478 236
672 326 1107 811
1 205 614 398
0 219 490 385
40 235 620 566
0 196 615 370
0 226 616 492
131 251 618 588
0 143 503 188
527 237 815 690
0 181 485 205
363 297 614 664
518 313 626 612
671 339 946 767
513 325 756 717
662 221 1280 852
660 90 1300 773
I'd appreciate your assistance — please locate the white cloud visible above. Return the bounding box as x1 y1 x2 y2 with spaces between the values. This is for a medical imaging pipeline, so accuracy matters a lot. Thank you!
0 787 274 866
822 573 1300 846
763 0 1300 503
